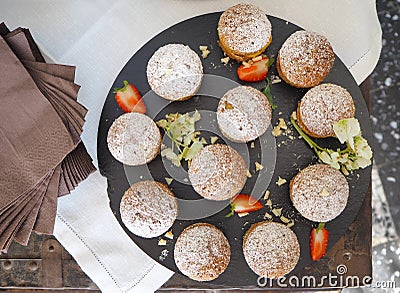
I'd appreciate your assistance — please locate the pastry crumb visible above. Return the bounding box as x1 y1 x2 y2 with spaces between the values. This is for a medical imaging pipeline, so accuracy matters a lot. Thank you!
255 162 264 171
264 190 270 200
264 212 273 220
278 118 288 130
276 176 287 186
280 215 290 223
210 136 219 144
225 101 234 109
199 45 210 59
202 49 210 59
320 188 330 196
158 239 167 246
271 76 282 84
272 207 282 217
158 249 169 261
272 125 283 137
242 61 251 68
221 56 230 64
273 118 289 137
164 231 173 239
246 169 252 178
238 212 249 217
164 68 173 76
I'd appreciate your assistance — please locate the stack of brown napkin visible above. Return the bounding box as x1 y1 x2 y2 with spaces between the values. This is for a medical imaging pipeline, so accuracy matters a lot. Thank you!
0 23 96 252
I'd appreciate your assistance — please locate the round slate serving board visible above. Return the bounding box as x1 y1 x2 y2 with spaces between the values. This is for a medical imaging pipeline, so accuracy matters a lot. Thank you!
97 13 373 286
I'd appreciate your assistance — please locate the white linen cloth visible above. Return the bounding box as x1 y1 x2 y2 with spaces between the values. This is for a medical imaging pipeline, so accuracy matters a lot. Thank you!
0 1 382 292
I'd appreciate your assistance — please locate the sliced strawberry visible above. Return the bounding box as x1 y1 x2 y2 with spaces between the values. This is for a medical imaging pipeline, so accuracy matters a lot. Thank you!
237 56 272 82
225 194 263 218
114 80 146 113
310 223 329 261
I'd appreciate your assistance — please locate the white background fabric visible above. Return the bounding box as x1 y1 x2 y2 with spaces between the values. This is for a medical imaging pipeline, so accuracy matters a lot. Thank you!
1 1 381 292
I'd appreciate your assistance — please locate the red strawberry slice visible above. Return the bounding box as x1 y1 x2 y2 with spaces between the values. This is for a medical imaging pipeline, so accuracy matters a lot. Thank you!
237 56 272 82
310 223 329 261
225 194 263 218
114 80 146 113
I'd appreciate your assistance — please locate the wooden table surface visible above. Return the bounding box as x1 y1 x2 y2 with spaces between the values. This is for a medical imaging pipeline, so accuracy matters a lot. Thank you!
0 80 371 292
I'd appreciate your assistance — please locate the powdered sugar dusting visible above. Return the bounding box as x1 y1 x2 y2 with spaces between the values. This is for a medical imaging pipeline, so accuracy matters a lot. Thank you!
218 3 272 55
120 181 177 238
188 144 247 201
174 223 230 281
146 44 203 101
243 221 300 278
217 86 272 142
298 83 355 137
107 113 161 166
278 31 334 88
290 164 349 222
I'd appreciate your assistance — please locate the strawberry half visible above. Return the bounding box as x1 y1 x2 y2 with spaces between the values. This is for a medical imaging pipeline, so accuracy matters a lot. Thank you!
237 56 273 82
225 194 263 218
114 80 146 113
310 223 329 261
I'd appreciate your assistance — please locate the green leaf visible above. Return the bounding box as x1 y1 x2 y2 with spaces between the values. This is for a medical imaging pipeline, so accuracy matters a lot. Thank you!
333 118 361 150
161 148 181 167
156 119 168 129
291 116 372 174
262 78 278 109
338 153 349 164
266 56 275 68
354 136 373 160
225 203 235 218
291 116 324 151
352 157 371 169
318 151 332 165
190 110 201 123
156 111 207 167
183 141 204 161
113 80 129 93
183 133 192 146
316 222 326 232
225 210 235 218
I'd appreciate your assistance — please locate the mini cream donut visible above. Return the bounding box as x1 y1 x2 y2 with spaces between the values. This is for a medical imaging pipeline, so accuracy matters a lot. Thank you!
174 223 231 281
146 44 203 101
217 85 272 143
297 83 355 138
243 221 300 278
277 31 334 88
218 3 272 61
290 164 349 222
107 112 161 166
188 144 247 201
120 181 178 238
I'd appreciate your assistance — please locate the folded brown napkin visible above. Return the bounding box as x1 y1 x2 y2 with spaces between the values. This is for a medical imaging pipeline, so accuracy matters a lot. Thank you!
3 27 45 62
0 22 96 252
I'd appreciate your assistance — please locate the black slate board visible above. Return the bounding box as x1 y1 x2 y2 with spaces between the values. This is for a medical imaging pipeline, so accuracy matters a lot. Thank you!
97 13 373 286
